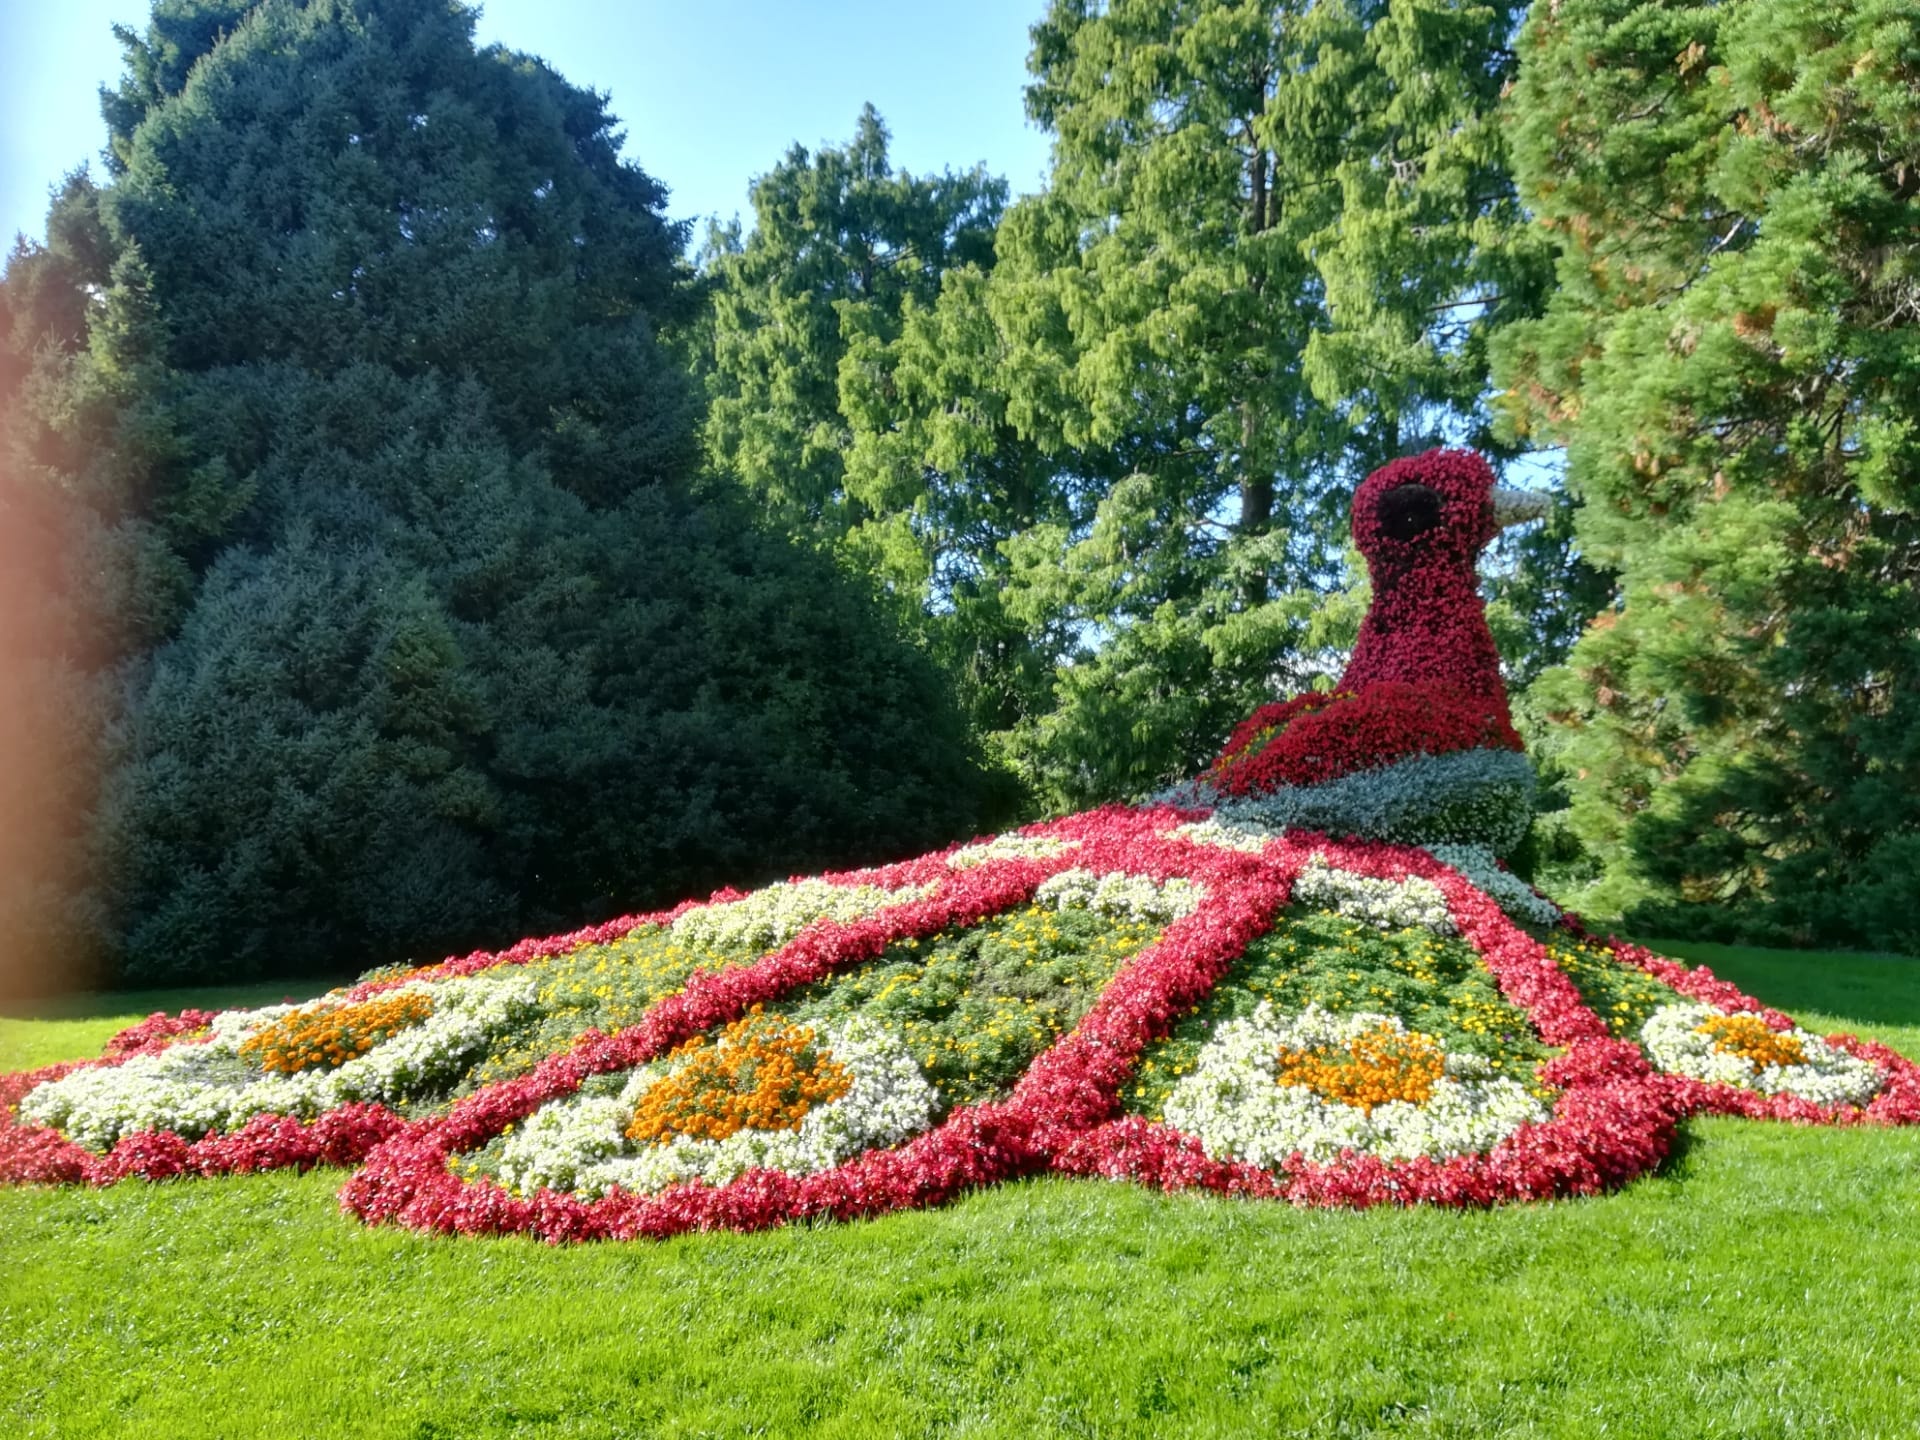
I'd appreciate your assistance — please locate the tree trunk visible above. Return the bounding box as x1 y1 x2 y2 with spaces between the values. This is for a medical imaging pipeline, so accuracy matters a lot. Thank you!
1238 403 1272 605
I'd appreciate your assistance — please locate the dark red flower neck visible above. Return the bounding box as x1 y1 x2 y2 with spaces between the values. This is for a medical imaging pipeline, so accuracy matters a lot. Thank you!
1339 449 1509 706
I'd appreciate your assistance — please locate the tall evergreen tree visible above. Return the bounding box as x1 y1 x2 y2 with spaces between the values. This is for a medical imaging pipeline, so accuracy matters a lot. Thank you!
1496 0 1920 950
2 0 992 988
701 105 1005 567
697 110 1063 763
885 0 1553 806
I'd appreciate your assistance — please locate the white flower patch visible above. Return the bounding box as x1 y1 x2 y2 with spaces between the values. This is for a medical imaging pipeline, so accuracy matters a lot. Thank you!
18 976 538 1152
668 877 936 955
949 833 1082 869
1163 1003 1548 1168
1174 826 1555 933
1639 1003 1883 1107
488 1015 937 1198
1426 843 1562 927
1167 818 1270 854
1034 869 1202 925
1291 854 1456 935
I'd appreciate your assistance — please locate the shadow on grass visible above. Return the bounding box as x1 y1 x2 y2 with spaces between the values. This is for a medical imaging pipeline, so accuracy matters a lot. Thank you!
1652 1111 1706 1182
0 975 355 1025
1641 938 1920 1031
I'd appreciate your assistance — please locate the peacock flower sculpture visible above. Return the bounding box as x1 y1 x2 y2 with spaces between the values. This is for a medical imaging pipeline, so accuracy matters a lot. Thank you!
5 451 1915 1241
1198 450 1547 858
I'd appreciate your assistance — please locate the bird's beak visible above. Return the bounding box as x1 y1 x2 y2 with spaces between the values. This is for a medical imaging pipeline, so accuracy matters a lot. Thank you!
1491 486 1552 529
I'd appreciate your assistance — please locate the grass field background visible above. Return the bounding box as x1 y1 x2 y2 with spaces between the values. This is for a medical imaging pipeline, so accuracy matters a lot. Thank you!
4 941 1917 1438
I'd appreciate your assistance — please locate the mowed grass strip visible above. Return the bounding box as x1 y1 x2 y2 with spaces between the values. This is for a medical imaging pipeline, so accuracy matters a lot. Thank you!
2 943 1916 1439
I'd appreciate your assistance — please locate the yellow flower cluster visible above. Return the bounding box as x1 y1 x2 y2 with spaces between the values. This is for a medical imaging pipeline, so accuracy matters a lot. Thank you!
801 904 1162 1107
240 992 435 1074
1694 1013 1807 1072
1274 1023 1446 1114
471 925 743 1084
1544 937 1675 1037
625 1008 851 1145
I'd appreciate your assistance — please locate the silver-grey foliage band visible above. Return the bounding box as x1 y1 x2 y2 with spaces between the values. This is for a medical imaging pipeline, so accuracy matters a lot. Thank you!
1191 747 1537 857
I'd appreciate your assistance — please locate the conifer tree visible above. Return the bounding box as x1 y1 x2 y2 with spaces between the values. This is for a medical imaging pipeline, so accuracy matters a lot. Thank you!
701 105 1005 561
697 109 1063 764
1 0 992 987
1496 0 1920 949
715 0 1553 808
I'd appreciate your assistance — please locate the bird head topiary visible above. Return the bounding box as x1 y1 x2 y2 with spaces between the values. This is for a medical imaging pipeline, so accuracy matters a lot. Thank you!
1343 448 1548 701
1200 449 1550 857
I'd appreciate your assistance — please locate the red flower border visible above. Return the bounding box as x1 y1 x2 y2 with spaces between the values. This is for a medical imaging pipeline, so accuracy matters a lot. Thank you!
337 814 1920 1241
1573 927 1920 1127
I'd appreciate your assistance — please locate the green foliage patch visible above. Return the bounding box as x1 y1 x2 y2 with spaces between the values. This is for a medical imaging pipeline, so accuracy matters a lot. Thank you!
1497 0 1920 952
777 903 1163 1113
3 1103 1917 1438
460 926 735 1092
1545 935 1687 1040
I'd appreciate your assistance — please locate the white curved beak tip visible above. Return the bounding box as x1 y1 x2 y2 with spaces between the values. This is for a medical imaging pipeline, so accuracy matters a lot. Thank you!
1492 486 1552 529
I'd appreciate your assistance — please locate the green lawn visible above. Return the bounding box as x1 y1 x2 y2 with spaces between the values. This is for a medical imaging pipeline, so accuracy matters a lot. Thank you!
0 979 353 1073
4 943 1918 1439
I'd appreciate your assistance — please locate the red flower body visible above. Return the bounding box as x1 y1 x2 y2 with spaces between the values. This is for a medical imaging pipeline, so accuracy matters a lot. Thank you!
1341 449 1508 704
1205 450 1524 796
1210 682 1522 796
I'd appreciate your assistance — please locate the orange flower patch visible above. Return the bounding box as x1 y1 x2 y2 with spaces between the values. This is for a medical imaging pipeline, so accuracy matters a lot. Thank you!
1275 1023 1446 1114
240 992 436 1074
626 1008 852 1146
1695 1013 1806 1072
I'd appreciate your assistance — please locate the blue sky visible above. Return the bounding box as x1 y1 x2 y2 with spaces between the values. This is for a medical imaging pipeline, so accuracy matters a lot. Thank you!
1 0 1056 251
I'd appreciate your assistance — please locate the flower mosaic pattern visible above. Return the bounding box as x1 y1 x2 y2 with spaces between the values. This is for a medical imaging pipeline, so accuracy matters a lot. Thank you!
17 977 536 1153
1425 843 1562 927
6 804 1914 1238
1289 854 1455 935
1163 1003 1548 1166
477 1014 937 1199
5 448 1919 1236
1641 1003 1883 1107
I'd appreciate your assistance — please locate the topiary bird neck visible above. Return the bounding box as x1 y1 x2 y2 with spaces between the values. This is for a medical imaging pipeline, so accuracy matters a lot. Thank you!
1338 557 1508 705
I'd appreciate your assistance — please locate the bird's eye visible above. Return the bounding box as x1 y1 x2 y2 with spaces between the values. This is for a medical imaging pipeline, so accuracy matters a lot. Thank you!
1377 483 1442 542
